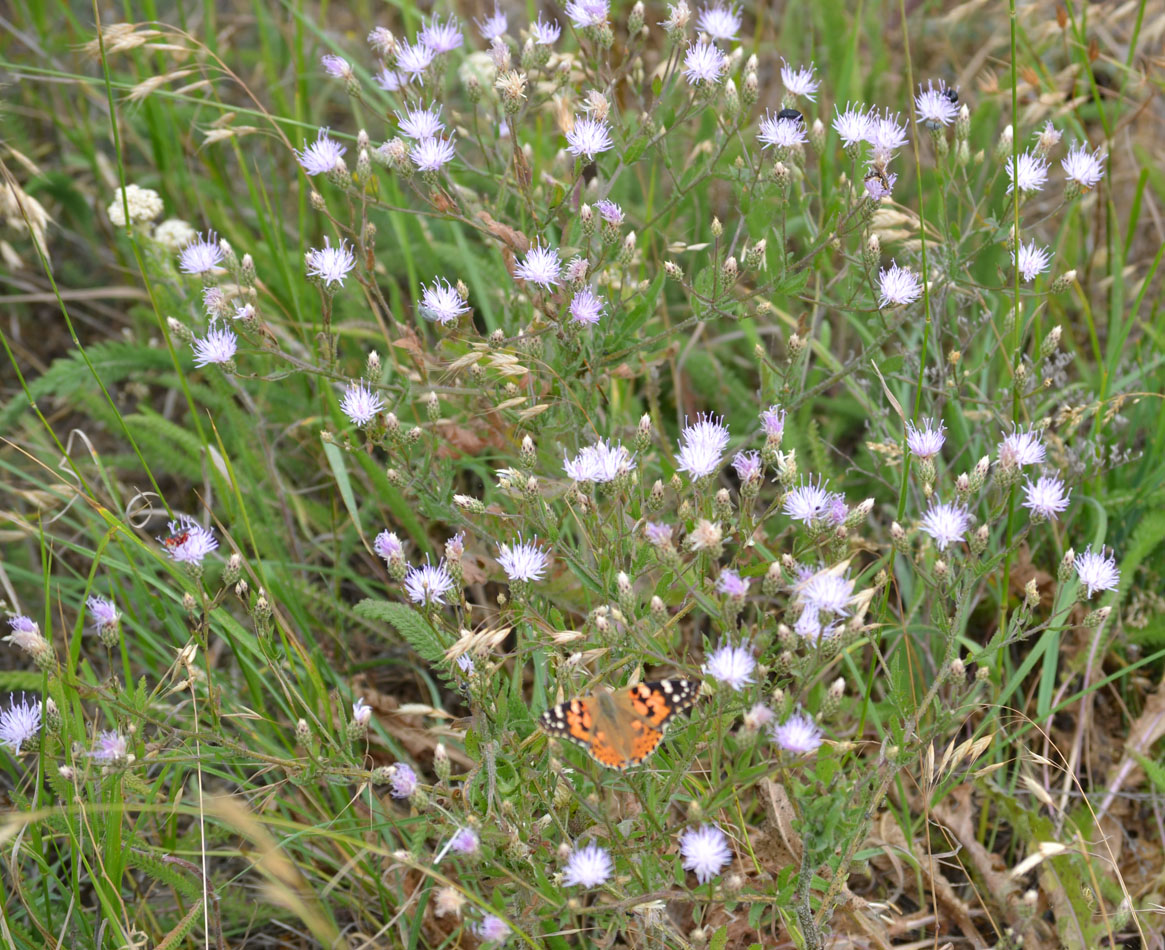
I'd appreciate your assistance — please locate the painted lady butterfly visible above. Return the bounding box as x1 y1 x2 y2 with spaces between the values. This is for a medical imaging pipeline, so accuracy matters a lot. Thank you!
538 679 701 770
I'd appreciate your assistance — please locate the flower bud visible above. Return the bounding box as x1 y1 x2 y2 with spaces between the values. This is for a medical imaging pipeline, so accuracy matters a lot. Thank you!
1050 270 1076 294
1058 548 1075 582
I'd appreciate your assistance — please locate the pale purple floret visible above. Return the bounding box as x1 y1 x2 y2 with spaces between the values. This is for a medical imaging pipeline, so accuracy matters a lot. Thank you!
162 515 218 565
679 823 732 883
404 558 456 606
563 843 613 887
295 129 347 176
178 232 225 274
676 413 730 479
782 476 831 523
919 500 970 551
1075 545 1120 598
340 382 384 427
682 41 726 85
420 278 470 324
702 640 756 690
569 286 605 325
1022 475 1071 520
191 326 238 367
771 711 823 754
514 244 562 289
496 535 550 582
306 237 356 287
905 418 946 460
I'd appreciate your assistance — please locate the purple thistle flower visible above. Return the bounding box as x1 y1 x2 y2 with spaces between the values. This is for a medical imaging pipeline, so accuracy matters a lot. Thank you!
410 136 456 172
374 530 404 563
162 515 218 565
644 521 673 548
697 2 740 40
682 41 726 86
395 40 435 84
565 0 609 28
403 558 456 606
396 103 445 140
0 694 41 754
352 697 372 726
568 286 605 325
595 199 624 225
1006 150 1049 195
1022 475 1071 521
496 535 550 582
905 418 946 460
1075 545 1120 598
419 277 469 324
676 413 730 480
702 640 756 690
306 236 356 287
864 169 897 200
86 595 120 634
760 404 786 440
780 59 819 101
757 112 807 150
191 326 238 367
514 244 561 289
799 568 854 616
1061 144 1105 191
445 532 465 560
3 615 47 658
374 67 405 92
679 823 732 884
563 440 633 482
419 15 462 54
389 762 417 798
782 475 831 523
476 915 510 944
295 128 347 176
475 6 507 40
997 425 1046 468
563 842 613 887
450 826 480 853
866 110 908 163
530 15 561 45
340 381 384 427
919 500 970 551
915 79 958 127
833 102 873 147
178 232 225 274
716 569 750 598
1014 240 1051 282
731 449 762 482
565 115 614 160
877 260 922 308
89 729 127 762
320 54 352 80
770 711 823 754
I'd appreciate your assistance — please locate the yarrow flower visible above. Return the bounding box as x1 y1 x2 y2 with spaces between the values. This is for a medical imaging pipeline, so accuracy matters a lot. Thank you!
530 14 561 45
388 762 417 798
919 500 970 551
306 236 355 287
1022 475 1071 521
514 244 561 289
780 60 819 101
715 569 750 598
395 40 435 83
702 640 756 690
295 128 347 176
565 0 609 28
419 277 470 324
396 103 445 140
1006 150 1049 195
191 326 238 368
178 232 225 275
782 476 831 523
475 6 507 40
997 425 1046 468
915 79 958 127
1075 545 1120 598
679 823 732 884
564 439 634 483
562 843 613 887
86 595 120 634
565 115 614 160
0 695 41 754
475 915 511 944
905 418 946 460
770 711 823 754
833 102 873 148
696 2 740 40
1061 143 1105 191
877 260 922 308
410 136 457 172
161 515 218 565
676 413 730 479
496 535 550 582
89 729 127 762
404 558 457 606
419 15 462 53
1013 240 1052 283
757 112 807 150
340 381 384 427
682 40 727 86
569 286 605 325
107 183 164 227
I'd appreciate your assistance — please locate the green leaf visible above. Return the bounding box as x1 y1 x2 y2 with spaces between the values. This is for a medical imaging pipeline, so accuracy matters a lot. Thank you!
354 599 447 666
709 925 729 950
323 439 363 541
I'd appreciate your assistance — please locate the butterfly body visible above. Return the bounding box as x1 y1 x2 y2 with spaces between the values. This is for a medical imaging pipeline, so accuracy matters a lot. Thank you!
538 679 701 770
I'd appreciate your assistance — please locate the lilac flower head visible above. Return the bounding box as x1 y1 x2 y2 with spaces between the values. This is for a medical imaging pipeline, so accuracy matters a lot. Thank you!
89 729 127 762
915 79 958 127
352 697 372 726
595 199 624 225
731 450 762 482
496 535 550 582
367 26 396 57
1006 150 1049 195
420 277 470 324
445 532 465 560
1061 144 1105 191
475 6 507 40
771 710 823 754
780 60 819 101
295 129 347 176
388 762 418 798
866 110 908 162
1022 475 1071 521
794 605 834 644
758 112 808 150
824 492 848 526
702 640 756 690
395 40 436 84
0 695 41 754
877 260 922 308
374 530 404 563
404 558 456 606
565 0 609 28
919 500 970 551
450 826 480 854
476 915 510 944
569 286 605 326
530 15 561 45
419 15 462 54
306 236 356 287
178 232 225 274
760 404 786 441
697 2 741 40
321 54 352 80
191 326 238 367
799 568 855 616
679 823 732 884
833 102 873 148
162 515 218 565
86 595 120 634
905 418 946 460
1075 545 1120 598
1014 240 1051 282
676 413 730 479
644 521 674 548
864 169 897 200
782 475 831 524
682 40 727 86
456 654 475 673
4 615 44 655
563 439 634 482
410 136 457 172
514 243 561 289
716 569 750 598
563 843 613 887
374 68 405 92
566 116 614 160
340 381 384 427
396 103 445 140
997 425 1045 468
